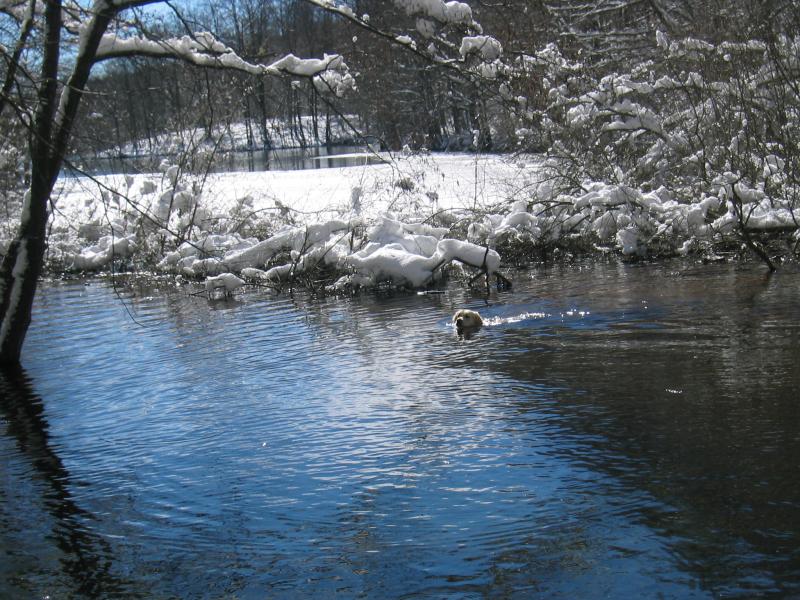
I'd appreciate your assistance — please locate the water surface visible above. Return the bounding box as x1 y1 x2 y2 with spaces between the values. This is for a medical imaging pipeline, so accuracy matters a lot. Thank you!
70 144 381 176
2 260 800 598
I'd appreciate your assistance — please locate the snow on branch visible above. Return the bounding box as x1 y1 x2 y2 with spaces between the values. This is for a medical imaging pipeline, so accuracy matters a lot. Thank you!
394 0 474 26
270 53 356 96
307 0 474 26
92 30 355 94
304 0 503 74
460 35 502 60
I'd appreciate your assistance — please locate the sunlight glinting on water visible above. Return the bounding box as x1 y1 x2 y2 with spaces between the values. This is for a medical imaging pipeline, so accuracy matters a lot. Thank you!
5 262 800 598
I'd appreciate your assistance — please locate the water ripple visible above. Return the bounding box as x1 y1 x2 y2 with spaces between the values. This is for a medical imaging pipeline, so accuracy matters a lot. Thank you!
3 264 800 598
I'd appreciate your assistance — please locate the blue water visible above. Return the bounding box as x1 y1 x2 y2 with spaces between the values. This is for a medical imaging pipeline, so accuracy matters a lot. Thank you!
2 261 800 598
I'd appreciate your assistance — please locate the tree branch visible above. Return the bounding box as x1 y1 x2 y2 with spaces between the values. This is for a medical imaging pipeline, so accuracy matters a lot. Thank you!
0 0 36 119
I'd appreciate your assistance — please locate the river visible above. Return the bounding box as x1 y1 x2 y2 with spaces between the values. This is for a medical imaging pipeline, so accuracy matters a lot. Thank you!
71 145 382 176
2 260 799 598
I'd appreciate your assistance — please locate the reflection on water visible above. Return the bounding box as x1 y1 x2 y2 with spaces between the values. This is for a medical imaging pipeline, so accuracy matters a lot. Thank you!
70 145 381 176
2 261 800 598
0 368 128 596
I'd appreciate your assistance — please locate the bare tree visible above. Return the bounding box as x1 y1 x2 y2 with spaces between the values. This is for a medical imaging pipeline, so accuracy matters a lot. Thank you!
0 0 500 365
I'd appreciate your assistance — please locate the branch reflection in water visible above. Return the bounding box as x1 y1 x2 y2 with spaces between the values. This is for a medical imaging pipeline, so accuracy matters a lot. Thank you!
0 367 130 598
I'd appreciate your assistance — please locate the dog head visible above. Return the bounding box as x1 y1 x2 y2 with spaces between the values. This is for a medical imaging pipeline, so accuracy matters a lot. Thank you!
452 309 483 332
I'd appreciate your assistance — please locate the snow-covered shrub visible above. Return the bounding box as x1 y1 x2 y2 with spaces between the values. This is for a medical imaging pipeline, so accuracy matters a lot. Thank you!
508 30 800 265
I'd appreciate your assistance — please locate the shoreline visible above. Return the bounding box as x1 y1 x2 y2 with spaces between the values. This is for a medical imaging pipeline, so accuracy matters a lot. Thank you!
4 152 798 289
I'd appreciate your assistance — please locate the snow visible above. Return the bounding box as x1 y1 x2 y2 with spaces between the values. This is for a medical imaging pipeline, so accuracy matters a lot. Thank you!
616 227 644 256
416 18 436 38
28 149 799 293
269 53 343 77
71 234 136 271
346 234 498 287
44 153 520 289
396 0 473 25
205 273 245 295
94 31 355 95
460 36 503 61
396 35 415 47
0 239 26 345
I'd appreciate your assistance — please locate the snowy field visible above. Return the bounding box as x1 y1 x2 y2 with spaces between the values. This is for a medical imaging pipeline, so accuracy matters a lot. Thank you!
44 151 800 291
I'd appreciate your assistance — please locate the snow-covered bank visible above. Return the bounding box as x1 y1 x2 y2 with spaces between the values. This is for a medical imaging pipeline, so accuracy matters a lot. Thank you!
46 153 518 289
33 152 800 290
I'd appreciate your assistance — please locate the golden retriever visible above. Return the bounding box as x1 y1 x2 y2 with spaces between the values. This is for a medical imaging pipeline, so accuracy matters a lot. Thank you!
452 309 483 332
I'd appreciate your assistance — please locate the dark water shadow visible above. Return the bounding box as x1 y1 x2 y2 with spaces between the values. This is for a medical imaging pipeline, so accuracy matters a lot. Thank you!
445 263 800 596
0 367 132 598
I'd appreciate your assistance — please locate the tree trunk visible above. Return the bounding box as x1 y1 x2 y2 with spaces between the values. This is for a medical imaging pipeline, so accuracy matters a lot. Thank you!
0 180 50 364
0 0 62 365
0 0 115 365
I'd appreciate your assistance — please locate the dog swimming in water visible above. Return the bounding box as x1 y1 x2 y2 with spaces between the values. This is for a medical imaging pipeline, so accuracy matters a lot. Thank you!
452 309 483 333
